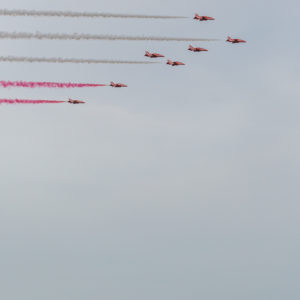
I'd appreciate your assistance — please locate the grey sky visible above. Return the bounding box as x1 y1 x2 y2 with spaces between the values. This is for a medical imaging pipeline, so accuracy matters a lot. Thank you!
0 0 299 299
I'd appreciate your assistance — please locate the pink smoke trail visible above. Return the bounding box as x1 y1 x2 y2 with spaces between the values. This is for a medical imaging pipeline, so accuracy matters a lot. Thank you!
0 80 107 88
0 98 66 104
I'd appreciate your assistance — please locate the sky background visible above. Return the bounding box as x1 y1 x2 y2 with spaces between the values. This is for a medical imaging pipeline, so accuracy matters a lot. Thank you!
0 0 299 299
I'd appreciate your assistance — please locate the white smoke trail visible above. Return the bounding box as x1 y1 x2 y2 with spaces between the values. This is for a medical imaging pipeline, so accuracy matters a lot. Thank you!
0 31 218 42
0 9 187 19
0 56 158 64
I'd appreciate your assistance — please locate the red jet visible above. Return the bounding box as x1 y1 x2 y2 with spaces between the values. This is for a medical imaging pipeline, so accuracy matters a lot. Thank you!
167 60 185 66
188 45 208 52
68 98 85 104
145 51 165 58
194 14 215 21
226 36 247 43
110 81 128 88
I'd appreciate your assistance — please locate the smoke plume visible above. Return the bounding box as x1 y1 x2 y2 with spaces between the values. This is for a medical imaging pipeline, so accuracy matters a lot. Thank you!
0 56 157 64
0 31 218 42
0 9 187 19
0 80 107 88
0 98 65 104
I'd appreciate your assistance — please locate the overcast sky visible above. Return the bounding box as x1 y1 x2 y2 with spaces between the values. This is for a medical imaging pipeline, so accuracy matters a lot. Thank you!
0 0 299 299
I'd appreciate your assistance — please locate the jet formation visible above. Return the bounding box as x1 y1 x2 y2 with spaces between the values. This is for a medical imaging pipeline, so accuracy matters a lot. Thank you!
143 13 246 68
4 13 246 105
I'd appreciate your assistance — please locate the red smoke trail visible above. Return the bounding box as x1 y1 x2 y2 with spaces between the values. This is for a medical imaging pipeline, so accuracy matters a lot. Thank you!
0 80 107 88
0 98 65 104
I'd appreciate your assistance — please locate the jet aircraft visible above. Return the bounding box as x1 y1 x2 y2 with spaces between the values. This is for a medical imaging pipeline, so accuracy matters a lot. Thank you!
167 60 185 66
188 45 208 52
145 51 165 58
68 99 85 104
226 36 247 43
194 14 215 21
110 82 128 88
